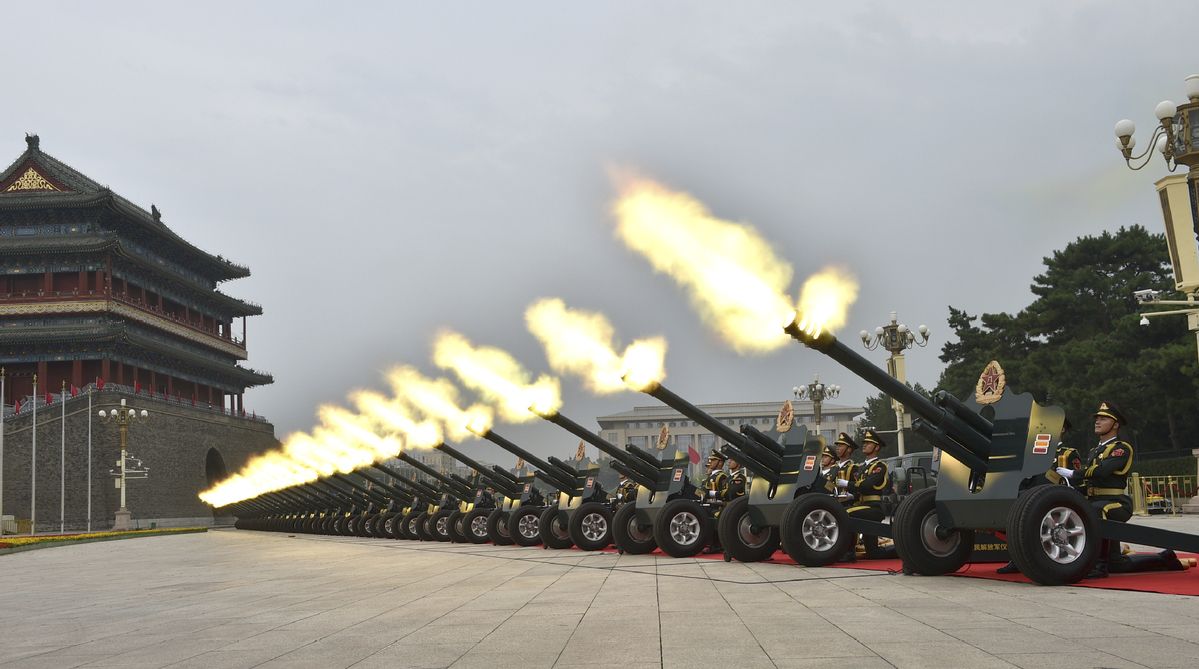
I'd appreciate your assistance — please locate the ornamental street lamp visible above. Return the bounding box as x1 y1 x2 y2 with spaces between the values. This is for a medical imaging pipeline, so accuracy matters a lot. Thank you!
859 312 930 456
1115 75 1199 514
793 374 840 437
99 399 148 530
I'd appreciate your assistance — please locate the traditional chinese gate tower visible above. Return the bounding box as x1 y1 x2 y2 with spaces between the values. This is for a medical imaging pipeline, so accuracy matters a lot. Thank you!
0 134 271 409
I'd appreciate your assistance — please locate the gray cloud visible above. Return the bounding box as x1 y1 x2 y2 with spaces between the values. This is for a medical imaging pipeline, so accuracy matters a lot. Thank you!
3 1 1192 464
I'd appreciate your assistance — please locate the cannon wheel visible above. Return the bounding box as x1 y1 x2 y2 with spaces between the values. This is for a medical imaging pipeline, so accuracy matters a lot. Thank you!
540 507 574 549
397 511 419 540
430 509 455 542
1006 485 1099 586
463 509 492 543
412 512 434 541
446 511 469 543
779 493 852 566
613 504 657 554
654 499 712 558
719 496 780 563
508 506 544 546
569 502 614 551
380 513 397 539
486 509 515 545
893 488 973 575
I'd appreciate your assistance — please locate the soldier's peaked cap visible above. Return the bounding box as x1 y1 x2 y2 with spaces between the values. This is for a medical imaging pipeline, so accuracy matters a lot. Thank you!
707 451 727 463
862 429 886 449
822 445 836 460
834 432 858 450
1094 401 1129 427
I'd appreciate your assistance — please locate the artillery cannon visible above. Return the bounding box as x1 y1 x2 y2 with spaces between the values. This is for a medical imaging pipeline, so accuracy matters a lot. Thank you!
433 442 525 544
470 429 581 547
633 383 868 564
785 320 1199 584
391 452 476 542
366 462 448 540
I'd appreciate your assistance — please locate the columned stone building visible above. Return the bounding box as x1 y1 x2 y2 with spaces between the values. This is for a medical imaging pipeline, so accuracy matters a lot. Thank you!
0 135 276 532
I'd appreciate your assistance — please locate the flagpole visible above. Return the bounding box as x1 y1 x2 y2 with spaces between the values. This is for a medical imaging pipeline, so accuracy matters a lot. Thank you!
31 374 36 535
87 381 93 532
1 368 5 533
60 380 65 533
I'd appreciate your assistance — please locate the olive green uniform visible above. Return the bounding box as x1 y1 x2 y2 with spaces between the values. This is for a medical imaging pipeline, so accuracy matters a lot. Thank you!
846 458 891 558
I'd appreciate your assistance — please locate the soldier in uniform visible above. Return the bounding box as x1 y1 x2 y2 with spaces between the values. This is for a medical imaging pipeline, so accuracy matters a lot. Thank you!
841 429 894 560
1057 402 1136 578
611 473 638 508
819 445 838 495
833 432 859 506
725 456 747 500
700 451 729 502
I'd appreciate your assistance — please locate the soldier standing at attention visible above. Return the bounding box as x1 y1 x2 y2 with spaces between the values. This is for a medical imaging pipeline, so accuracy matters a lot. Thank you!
725 456 747 500
819 445 838 495
611 473 637 507
701 451 729 501
841 429 893 560
1057 402 1134 578
833 433 859 506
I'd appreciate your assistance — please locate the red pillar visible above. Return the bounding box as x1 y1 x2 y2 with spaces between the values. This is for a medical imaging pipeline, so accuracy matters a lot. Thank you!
36 360 48 385
42 271 52 293
149 370 157 395
71 360 82 388
167 375 173 397
78 270 88 293
101 358 111 385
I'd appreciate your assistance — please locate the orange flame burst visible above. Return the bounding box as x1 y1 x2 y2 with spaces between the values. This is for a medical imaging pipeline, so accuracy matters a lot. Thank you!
432 330 561 420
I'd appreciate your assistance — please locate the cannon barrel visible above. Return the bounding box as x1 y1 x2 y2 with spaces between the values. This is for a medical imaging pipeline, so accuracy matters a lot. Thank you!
322 478 376 509
784 322 992 471
732 425 785 472
642 382 785 480
436 443 522 491
369 463 442 501
739 424 786 458
334 473 395 506
396 452 473 499
718 438 781 483
355 470 417 505
540 411 661 483
476 430 577 492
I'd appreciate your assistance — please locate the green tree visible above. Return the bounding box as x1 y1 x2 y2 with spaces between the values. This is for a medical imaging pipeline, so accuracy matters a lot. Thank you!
937 225 1199 454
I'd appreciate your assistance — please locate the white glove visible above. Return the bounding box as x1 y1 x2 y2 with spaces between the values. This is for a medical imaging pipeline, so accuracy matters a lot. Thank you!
708 489 717 497
836 478 849 488
1055 467 1075 479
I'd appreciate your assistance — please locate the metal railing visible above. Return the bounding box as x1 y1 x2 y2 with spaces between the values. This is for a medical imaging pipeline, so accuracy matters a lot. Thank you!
1 383 269 424
1129 473 1196 515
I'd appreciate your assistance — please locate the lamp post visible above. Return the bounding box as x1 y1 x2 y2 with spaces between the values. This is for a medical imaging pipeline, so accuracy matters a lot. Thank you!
859 312 930 456
99 399 148 530
793 374 840 438
1114 74 1199 513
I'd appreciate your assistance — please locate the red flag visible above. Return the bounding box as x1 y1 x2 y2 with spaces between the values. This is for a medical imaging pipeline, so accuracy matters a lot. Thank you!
96 377 105 390
13 399 21 414
70 385 79 397
687 445 700 465
45 391 53 405
134 380 141 394
191 393 196 406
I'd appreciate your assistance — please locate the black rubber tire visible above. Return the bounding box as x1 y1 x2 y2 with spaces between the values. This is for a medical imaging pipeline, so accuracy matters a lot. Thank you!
398 511 422 540
463 508 492 544
779 493 853 566
508 506 544 546
569 502 614 551
429 509 454 542
718 496 780 563
892 487 973 575
612 503 657 554
539 506 574 549
1006 485 1099 586
486 509 514 545
379 513 398 539
653 499 712 558
412 512 434 541
447 510 469 543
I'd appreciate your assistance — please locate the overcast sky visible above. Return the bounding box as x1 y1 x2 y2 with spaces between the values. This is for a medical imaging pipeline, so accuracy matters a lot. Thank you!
4 2 1195 464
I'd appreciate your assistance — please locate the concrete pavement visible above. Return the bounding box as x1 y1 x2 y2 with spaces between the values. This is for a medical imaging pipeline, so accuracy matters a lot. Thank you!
0 526 1197 668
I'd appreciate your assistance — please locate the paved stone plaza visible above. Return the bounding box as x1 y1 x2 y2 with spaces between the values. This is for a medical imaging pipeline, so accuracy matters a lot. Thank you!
1 525 1198 669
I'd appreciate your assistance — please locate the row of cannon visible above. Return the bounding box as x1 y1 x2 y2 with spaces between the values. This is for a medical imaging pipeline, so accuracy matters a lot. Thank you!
230 325 1199 585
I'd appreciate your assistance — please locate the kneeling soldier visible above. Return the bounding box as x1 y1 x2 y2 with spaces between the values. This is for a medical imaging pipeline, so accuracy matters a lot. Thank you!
842 429 893 560
1057 401 1133 578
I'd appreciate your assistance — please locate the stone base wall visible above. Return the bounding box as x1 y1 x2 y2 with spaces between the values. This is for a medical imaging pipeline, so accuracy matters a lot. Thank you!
0 391 277 533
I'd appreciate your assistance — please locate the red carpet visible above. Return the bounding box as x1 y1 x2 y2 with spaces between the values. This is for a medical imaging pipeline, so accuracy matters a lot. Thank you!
819 551 1199 596
594 546 1199 595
